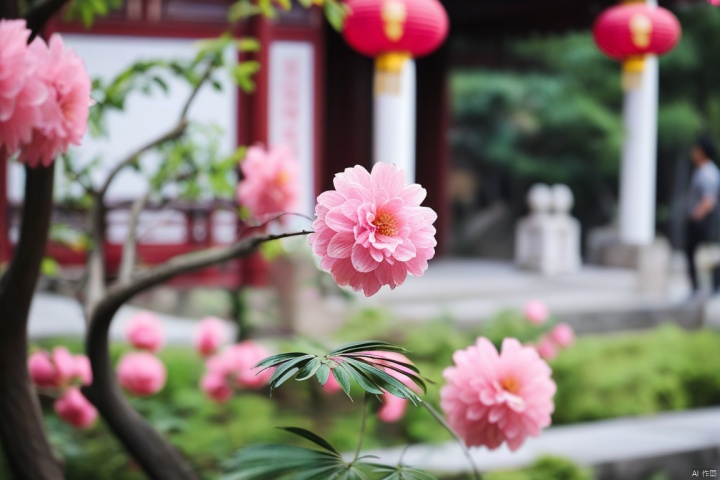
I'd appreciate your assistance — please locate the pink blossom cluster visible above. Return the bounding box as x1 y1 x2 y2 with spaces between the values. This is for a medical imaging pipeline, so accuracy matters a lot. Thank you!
535 323 576 361
309 163 437 297
522 300 576 360
237 144 300 220
0 20 90 166
118 311 167 397
28 347 96 429
199 341 273 403
323 351 419 423
441 337 556 451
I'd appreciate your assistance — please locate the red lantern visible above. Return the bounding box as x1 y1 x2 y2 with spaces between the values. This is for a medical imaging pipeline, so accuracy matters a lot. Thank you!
593 3 681 89
343 0 449 92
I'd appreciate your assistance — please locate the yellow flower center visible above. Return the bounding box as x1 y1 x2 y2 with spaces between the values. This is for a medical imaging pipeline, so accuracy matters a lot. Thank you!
276 170 290 186
373 212 399 237
500 376 520 395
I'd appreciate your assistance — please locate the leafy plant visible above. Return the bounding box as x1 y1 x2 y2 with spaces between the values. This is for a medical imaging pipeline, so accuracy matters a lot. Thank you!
255 341 428 405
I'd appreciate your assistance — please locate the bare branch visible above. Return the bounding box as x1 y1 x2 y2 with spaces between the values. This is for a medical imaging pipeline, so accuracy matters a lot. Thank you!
83 229 310 480
117 191 151 284
97 120 187 200
24 0 71 40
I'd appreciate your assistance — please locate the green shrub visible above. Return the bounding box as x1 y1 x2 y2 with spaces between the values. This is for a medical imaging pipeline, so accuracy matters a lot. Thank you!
551 325 720 424
483 456 593 480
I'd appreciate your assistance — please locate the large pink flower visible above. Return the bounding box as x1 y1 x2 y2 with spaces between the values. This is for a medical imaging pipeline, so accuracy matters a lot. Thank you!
125 311 164 352
54 388 97 430
441 337 556 451
117 352 167 397
309 164 437 297
18 34 90 167
0 20 47 158
237 145 300 219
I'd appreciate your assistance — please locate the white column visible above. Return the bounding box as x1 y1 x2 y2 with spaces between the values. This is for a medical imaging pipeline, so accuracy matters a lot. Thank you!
373 60 416 184
618 0 659 245
618 53 659 245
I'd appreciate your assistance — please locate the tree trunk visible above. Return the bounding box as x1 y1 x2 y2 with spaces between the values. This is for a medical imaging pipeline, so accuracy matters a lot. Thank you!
0 165 64 480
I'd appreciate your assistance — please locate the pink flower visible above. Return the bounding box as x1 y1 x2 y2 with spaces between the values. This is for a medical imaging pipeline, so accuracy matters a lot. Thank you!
536 336 558 361
195 317 227 357
17 34 90 167
0 20 47 159
28 347 92 389
52 346 77 383
54 388 97 430
237 144 300 219
225 341 273 389
74 355 93 386
322 371 343 394
708 0 720 6
549 323 575 348
126 311 164 352
117 352 167 397
200 341 272 401
378 393 408 423
200 373 233 403
28 351 58 388
441 337 556 451
523 300 549 325
309 164 437 297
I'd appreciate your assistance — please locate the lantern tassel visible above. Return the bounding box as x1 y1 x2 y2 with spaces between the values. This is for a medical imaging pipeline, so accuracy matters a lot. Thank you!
375 52 411 96
622 55 645 91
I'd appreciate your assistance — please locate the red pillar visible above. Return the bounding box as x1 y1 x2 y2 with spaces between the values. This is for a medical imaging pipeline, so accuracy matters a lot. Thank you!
237 7 326 286
416 44 451 256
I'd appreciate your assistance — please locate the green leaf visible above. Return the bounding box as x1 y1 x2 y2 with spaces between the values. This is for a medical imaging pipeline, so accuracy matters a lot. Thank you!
236 37 261 53
332 365 352 397
316 364 331 386
222 444 356 480
41 257 60 277
343 358 422 404
296 358 323 381
254 352 312 371
323 0 349 31
329 341 410 356
228 0 261 22
276 427 340 455
369 464 438 480
268 355 316 391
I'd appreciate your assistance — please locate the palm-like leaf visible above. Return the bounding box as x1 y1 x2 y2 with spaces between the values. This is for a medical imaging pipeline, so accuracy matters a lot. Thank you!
223 428 436 480
253 341 426 403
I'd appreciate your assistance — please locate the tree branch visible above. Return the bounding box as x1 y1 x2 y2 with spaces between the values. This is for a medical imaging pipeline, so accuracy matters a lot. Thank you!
84 193 107 318
83 229 311 480
117 191 151 284
0 165 64 480
25 0 71 40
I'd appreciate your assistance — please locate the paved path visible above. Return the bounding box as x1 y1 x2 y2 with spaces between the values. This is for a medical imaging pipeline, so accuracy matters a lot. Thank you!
361 408 720 474
28 292 237 345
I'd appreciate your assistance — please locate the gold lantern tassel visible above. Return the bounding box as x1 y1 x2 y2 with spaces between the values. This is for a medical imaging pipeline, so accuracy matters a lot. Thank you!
375 52 411 96
622 55 645 91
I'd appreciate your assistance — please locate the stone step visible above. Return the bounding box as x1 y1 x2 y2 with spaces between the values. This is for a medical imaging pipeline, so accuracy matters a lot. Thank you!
360 408 720 480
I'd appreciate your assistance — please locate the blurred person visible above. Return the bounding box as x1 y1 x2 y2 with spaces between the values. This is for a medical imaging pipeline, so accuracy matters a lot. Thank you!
685 134 720 295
